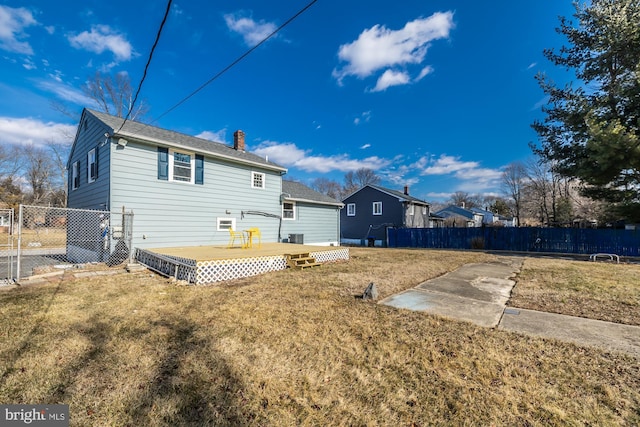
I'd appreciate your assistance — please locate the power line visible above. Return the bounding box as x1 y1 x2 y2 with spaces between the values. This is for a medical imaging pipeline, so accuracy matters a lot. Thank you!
152 0 318 123
115 0 173 134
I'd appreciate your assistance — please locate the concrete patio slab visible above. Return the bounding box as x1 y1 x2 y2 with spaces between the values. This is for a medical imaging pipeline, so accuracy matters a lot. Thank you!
380 288 508 328
379 258 523 327
499 308 640 358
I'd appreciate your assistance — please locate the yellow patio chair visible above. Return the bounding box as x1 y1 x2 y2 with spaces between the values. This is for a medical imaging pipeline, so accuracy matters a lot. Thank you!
227 228 246 248
246 227 262 248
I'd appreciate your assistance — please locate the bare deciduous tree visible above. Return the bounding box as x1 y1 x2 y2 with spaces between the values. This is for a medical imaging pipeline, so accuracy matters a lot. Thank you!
311 177 343 200
84 71 149 120
343 168 381 196
448 191 481 209
502 162 527 226
22 145 55 205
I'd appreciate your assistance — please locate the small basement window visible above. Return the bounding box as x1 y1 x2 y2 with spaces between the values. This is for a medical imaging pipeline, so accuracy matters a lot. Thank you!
217 217 236 231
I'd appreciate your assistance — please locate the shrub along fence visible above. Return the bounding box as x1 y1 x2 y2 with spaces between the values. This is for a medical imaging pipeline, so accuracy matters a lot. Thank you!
387 227 640 257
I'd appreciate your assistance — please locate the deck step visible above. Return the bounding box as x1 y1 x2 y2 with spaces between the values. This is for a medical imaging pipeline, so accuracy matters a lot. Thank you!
286 253 321 270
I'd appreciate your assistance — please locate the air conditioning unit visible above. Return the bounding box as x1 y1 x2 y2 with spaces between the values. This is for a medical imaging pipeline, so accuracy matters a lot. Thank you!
288 233 304 244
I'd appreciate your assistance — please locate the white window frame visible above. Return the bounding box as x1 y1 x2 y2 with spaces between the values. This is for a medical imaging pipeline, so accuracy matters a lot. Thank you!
217 217 236 231
87 148 97 183
373 201 382 216
347 203 356 216
282 201 296 220
72 161 79 190
252 171 265 189
422 205 428 215
408 204 415 216
169 149 195 183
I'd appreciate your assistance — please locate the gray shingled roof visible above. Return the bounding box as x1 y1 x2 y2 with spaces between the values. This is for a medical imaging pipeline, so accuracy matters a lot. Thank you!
367 184 429 205
434 205 477 220
86 108 286 172
282 180 343 206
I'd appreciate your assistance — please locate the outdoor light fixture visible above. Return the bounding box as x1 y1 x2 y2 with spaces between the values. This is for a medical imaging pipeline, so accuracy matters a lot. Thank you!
117 138 128 147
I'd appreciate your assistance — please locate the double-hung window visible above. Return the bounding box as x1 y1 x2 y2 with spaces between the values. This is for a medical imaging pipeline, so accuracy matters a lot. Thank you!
157 147 204 184
72 161 80 190
87 148 97 183
347 203 356 216
373 201 382 216
283 202 295 220
172 151 193 182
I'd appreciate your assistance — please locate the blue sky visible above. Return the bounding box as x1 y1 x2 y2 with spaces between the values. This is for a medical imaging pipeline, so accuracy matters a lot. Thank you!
0 0 577 202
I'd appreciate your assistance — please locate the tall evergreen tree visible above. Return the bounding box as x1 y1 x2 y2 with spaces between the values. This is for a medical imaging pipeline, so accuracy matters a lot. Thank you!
532 0 640 220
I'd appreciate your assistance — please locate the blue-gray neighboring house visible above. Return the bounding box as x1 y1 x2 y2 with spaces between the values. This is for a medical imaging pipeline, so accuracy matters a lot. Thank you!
434 205 484 227
470 207 516 227
66 108 342 251
340 184 430 244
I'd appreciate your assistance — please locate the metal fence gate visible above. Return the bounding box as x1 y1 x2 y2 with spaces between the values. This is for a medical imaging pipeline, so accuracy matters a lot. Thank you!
0 208 14 284
13 205 134 281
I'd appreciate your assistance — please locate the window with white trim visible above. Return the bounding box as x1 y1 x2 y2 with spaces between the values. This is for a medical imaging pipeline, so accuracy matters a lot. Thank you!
408 204 414 215
87 148 97 183
373 201 382 216
171 150 194 183
217 217 236 231
347 203 356 216
72 161 80 190
283 202 295 220
252 171 265 189
422 205 428 215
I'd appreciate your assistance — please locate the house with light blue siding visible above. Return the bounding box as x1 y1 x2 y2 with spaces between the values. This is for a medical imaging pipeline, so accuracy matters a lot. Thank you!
66 108 342 252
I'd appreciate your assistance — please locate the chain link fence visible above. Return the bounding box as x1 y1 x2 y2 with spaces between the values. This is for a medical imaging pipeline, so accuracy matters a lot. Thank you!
0 208 14 285
6 205 134 281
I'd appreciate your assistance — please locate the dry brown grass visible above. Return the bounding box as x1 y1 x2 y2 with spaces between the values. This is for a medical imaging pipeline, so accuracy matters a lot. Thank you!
1 248 639 426
511 257 640 326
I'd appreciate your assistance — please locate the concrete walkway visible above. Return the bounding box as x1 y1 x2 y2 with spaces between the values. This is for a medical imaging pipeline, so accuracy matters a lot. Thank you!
379 257 640 358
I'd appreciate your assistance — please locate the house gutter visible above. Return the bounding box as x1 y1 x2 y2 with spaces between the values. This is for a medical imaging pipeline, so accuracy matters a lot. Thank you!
284 197 344 208
112 131 288 174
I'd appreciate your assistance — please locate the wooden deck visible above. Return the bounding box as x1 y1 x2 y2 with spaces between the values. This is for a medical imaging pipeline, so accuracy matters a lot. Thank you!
149 243 333 261
136 243 349 284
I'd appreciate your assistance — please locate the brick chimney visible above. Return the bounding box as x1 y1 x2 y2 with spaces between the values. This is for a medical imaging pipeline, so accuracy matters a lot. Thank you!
233 130 245 151
404 185 409 195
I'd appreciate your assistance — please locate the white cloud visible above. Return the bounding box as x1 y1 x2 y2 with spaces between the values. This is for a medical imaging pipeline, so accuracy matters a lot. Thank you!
531 95 549 111
360 143 371 149
22 58 36 70
251 140 391 173
420 154 479 175
196 129 226 143
371 69 410 92
0 5 37 55
0 116 76 147
333 11 454 88
68 25 133 61
417 154 503 193
36 79 96 106
415 65 434 81
425 191 453 201
354 110 371 125
224 13 277 46
527 62 537 70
